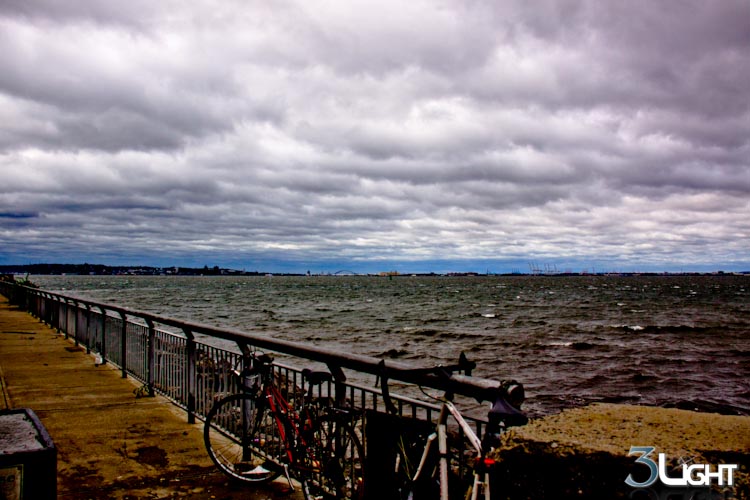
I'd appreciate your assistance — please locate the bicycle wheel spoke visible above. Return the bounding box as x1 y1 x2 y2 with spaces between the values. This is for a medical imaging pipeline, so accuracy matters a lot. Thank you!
204 393 281 483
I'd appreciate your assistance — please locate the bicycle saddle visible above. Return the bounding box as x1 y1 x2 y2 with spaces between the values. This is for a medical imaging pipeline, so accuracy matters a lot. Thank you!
302 368 332 386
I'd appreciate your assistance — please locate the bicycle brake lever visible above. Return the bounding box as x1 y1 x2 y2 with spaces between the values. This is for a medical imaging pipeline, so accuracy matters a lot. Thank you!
458 352 475 376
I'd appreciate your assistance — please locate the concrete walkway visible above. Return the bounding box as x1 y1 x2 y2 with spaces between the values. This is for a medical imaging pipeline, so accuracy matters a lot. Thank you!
0 296 301 499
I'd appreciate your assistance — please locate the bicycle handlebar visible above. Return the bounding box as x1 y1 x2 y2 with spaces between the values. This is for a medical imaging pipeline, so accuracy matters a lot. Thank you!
377 353 528 428
396 352 476 378
237 352 274 377
242 349 528 428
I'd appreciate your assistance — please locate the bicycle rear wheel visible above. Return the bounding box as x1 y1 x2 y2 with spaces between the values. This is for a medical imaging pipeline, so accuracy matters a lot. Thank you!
204 393 282 483
305 415 364 499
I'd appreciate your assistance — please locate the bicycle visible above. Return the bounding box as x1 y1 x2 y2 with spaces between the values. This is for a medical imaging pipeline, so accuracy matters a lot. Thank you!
203 351 364 500
380 356 528 500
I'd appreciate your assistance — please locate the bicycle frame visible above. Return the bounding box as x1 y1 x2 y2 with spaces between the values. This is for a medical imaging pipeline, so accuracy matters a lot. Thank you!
262 382 301 465
408 400 490 500
385 354 526 500
245 366 324 490
209 353 363 500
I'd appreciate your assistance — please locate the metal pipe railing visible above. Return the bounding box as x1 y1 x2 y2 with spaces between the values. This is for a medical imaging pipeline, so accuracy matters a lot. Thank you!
1 278 524 487
0 282 515 406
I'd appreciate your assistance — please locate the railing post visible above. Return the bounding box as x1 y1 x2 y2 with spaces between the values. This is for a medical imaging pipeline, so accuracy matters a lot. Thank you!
51 295 57 327
47 294 54 326
65 300 72 339
34 292 41 322
118 311 128 378
73 301 80 347
98 306 107 365
36 292 42 321
48 294 54 326
84 304 91 354
46 294 52 325
146 319 156 397
327 363 348 408
55 296 62 332
63 298 70 340
40 293 47 325
184 328 197 424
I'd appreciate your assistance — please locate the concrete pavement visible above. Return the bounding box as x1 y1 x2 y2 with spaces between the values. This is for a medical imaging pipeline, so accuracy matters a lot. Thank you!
0 296 301 499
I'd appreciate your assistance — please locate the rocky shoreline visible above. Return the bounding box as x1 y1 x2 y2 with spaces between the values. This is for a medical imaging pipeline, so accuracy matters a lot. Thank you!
491 403 749 499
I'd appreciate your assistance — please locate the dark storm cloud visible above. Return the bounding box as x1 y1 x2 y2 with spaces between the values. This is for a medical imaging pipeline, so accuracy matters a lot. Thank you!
1 0 748 270
0 0 156 28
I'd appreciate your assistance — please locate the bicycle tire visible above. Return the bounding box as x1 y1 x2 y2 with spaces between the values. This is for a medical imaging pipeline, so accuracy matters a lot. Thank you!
204 393 282 483
305 415 365 499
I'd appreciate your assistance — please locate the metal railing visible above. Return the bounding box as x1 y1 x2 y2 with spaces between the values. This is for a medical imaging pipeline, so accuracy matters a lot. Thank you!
0 280 521 487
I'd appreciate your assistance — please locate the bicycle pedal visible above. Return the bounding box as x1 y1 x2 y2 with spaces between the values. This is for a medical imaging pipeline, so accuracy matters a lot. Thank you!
301 481 324 500
241 465 273 476
283 464 295 492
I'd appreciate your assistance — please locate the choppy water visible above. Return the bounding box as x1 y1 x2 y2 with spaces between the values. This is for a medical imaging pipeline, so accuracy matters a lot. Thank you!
32 275 750 417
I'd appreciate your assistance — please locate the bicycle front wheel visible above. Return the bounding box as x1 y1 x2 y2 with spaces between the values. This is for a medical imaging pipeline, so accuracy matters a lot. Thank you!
306 415 365 499
204 393 282 483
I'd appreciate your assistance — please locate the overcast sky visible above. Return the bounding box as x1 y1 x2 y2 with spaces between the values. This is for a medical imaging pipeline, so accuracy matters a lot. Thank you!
1 0 749 273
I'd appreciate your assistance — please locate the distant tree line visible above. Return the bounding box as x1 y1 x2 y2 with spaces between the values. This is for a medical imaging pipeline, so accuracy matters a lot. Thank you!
0 263 743 277
0 263 289 276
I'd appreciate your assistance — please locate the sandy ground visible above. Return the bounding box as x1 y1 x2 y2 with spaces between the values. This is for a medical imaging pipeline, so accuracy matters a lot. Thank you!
493 403 750 499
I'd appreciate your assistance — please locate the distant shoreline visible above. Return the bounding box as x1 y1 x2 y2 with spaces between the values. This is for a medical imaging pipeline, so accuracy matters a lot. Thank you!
2 263 748 277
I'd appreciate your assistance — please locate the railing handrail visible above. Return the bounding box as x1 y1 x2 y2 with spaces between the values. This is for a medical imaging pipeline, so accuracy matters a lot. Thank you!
2 282 517 404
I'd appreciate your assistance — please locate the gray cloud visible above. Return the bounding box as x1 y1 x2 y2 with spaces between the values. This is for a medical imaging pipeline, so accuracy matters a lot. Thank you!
1 0 749 271
0 0 159 28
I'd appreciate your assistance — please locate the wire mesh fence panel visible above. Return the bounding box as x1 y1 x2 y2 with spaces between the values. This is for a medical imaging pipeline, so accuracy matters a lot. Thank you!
194 344 242 419
104 315 123 367
126 322 149 382
153 331 188 406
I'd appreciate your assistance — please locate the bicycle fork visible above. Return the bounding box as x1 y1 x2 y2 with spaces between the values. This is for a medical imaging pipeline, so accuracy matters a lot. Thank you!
444 402 492 500
410 420 451 500
437 422 493 500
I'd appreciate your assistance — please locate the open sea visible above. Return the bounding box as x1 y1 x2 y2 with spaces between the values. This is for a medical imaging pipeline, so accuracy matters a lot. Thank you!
31 274 749 418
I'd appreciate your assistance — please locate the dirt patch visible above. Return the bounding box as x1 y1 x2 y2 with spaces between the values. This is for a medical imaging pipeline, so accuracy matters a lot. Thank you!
63 466 259 500
492 404 750 499
135 445 169 468
68 464 105 484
